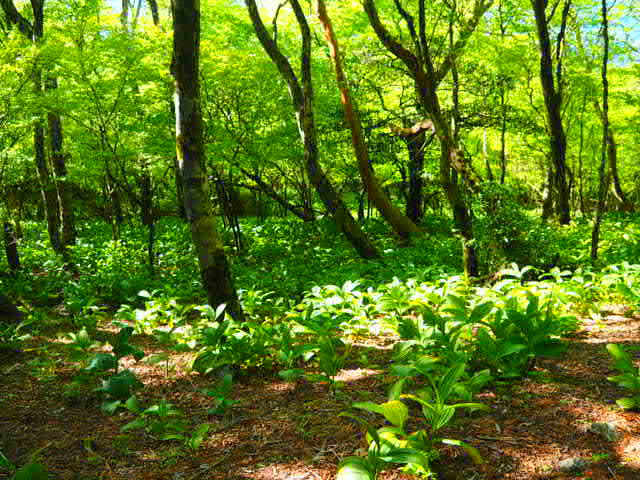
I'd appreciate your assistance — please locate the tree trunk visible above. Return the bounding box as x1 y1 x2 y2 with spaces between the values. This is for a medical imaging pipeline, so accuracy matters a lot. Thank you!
362 0 486 277
172 0 244 321
46 78 75 251
173 157 187 219
531 0 571 224
591 0 609 263
317 0 420 240
35 109 62 253
245 0 379 259
499 88 507 184
406 132 426 222
594 101 631 212
3 221 20 272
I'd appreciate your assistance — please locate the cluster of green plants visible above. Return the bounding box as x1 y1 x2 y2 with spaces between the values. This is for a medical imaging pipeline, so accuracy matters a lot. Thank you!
0 449 49 480
4 214 640 478
606 344 640 410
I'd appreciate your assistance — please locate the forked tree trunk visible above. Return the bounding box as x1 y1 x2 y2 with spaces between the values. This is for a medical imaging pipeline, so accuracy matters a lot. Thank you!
531 0 571 224
363 0 486 276
1 0 72 254
172 0 244 321
245 0 379 259
317 0 420 240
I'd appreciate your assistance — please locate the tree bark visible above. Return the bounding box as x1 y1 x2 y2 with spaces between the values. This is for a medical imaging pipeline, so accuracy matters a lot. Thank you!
245 0 379 259
3 221 20 272
47 78 76 250
172 0 244 321
591 0 609 262
2 0 73 253
317 0 420 240
594 101 631 211
392 121 435 223
531 0 571 224
363 0 488 276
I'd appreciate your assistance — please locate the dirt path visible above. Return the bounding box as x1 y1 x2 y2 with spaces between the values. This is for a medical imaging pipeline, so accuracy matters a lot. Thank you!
1 309 639 480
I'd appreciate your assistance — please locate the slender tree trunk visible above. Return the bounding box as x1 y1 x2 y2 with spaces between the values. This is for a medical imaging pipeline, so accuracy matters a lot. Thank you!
3 221 20 272
594 101 630 211
606 127 630 210
245 0 379 259
362 0 487 276
173 157 187 219
483 128 494 182
578 105 586 214
499 88 507 184
591 0 609 262
140 165 155 276
172 0 244 321
46 78 75 251
405 132 426 222
531 0 571 224
317 0 420 240
30 0 63 252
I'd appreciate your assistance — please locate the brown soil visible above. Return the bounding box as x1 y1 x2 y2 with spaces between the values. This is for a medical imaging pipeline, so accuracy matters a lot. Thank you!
1 307 639 480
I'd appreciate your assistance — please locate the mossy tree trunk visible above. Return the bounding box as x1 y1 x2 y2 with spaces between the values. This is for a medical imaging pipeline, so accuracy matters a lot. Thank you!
172 0 244 321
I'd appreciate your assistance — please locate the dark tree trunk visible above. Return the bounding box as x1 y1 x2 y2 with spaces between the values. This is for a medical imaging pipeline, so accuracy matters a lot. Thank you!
140 165 155 275
392 121 434 223
317 0 420 240
531 0 571 224
34 111 62 253
591 0 609 262
46 78 75 251
3 221 20 272
499 89 507 184
363 0 488 277
406 132 426 222
245 0 379 259
172 0 244 321
594 101 631 211
174 157 187 219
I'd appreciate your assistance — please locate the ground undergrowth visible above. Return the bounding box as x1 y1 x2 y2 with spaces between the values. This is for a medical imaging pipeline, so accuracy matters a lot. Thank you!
2 215 640 479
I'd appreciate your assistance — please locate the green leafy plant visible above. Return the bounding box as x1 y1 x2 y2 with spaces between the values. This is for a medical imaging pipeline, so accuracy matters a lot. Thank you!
337 401 432 480
80 325 145 412
122 397 211 450
606 344 640 410
340 363 488 479
202 373 240 415
297 312 350 394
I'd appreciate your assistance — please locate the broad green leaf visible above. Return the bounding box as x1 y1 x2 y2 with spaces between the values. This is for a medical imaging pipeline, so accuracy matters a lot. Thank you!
85 353 118 372
353 400 409 429
378 448 432 469
336 457 375 480
469 302 494 323
13 462 49 480
441 438 484 464
615 397 638 410
121 417 146 432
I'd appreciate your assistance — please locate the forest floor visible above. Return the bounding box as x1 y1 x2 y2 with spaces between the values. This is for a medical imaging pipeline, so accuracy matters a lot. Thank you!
1 306 640 480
